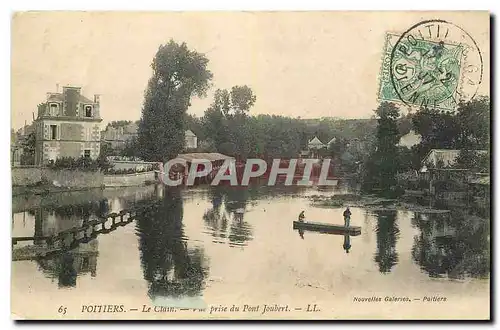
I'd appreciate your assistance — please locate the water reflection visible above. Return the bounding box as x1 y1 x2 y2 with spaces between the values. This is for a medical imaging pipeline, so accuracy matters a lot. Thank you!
30 201 109 238
373 210 400 273
294 224 353 253
11 184 491 299
203 186 253 247
12 189 156 287
411 208 490 279
298 228 304 239
37 241 98 288
12 201 106 287
343 233 351 253
135 188 209 300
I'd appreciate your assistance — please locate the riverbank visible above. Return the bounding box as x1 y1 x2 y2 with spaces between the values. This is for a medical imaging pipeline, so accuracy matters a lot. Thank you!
12 183 100 197
12 184 160 213
12 167 157 194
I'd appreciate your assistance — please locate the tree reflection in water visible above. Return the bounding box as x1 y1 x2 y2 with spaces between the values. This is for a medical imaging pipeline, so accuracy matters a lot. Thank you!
203 186 229 240
135 188 209 300
373 210 400 273
203 186 253 247
411 208 490 279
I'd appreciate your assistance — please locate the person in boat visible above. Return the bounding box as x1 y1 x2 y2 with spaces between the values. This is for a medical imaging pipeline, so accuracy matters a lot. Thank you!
298 211 305 223
343 207 351 227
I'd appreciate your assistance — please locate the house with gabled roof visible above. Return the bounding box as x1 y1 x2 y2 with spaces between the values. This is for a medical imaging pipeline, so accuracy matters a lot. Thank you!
34 86 102 165
308 136 325 150
420 149 488 172
185 129 198 149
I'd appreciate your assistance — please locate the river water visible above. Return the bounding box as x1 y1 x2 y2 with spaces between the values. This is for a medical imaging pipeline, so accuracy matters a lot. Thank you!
11 183 490 319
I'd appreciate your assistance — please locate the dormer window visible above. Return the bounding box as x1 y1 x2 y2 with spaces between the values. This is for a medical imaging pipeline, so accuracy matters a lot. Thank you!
49 103 59 116
84 105 93 118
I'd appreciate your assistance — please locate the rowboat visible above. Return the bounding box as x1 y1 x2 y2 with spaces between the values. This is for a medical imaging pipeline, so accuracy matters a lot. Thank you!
293 221 361 235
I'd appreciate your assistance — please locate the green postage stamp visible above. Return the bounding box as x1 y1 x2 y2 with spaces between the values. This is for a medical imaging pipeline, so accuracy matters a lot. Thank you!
379 20 483 112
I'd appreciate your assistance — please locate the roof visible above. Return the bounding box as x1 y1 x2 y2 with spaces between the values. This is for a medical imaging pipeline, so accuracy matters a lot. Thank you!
185 130 196 137
422 149 488 166
422 149 460 163
174 152 234 163
308 136 324 145
469 175 490 185
327 137 337 145
47 93 94 104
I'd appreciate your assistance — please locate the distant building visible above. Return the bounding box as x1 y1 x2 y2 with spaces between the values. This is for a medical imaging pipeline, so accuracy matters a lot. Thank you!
420 149 488 172
34 86 102 165
11 123 36 166
398 130 422 148
185 130 198 149
101 122 138 150
308 136 325 150
305 136 326 159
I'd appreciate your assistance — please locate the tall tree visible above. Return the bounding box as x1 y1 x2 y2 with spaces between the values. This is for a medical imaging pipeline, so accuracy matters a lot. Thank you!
20 132 36 165
362 102 401 193
411 107 460 161
138 40 213 162
230 85 256 115
411 96 490 161
202 85 256 158
455 96 490 150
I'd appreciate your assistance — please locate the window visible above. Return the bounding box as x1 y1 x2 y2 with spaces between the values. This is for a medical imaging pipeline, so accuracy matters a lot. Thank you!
85 105 93 118
50 125 57 140
84 150 91 158
49 103 59 116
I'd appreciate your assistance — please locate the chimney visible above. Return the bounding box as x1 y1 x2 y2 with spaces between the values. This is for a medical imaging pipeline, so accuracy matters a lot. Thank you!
56 83 59 93
62 86 81 117
94 94 100 104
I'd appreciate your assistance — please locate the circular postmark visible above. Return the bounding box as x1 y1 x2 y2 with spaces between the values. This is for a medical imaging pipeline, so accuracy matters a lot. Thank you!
389 20 483 111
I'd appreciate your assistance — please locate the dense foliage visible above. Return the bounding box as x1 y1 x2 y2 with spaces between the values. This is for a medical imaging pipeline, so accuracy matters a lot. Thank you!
366 97 490 194
362 102 401 194
137 40 213 162
47 156 109 172
411 96 490 163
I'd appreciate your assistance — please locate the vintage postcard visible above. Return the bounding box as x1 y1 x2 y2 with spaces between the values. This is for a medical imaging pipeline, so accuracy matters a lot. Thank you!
11 11 490 320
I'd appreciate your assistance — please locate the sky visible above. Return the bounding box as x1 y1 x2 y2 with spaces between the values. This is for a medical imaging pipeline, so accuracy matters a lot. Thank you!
11 11 490 129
